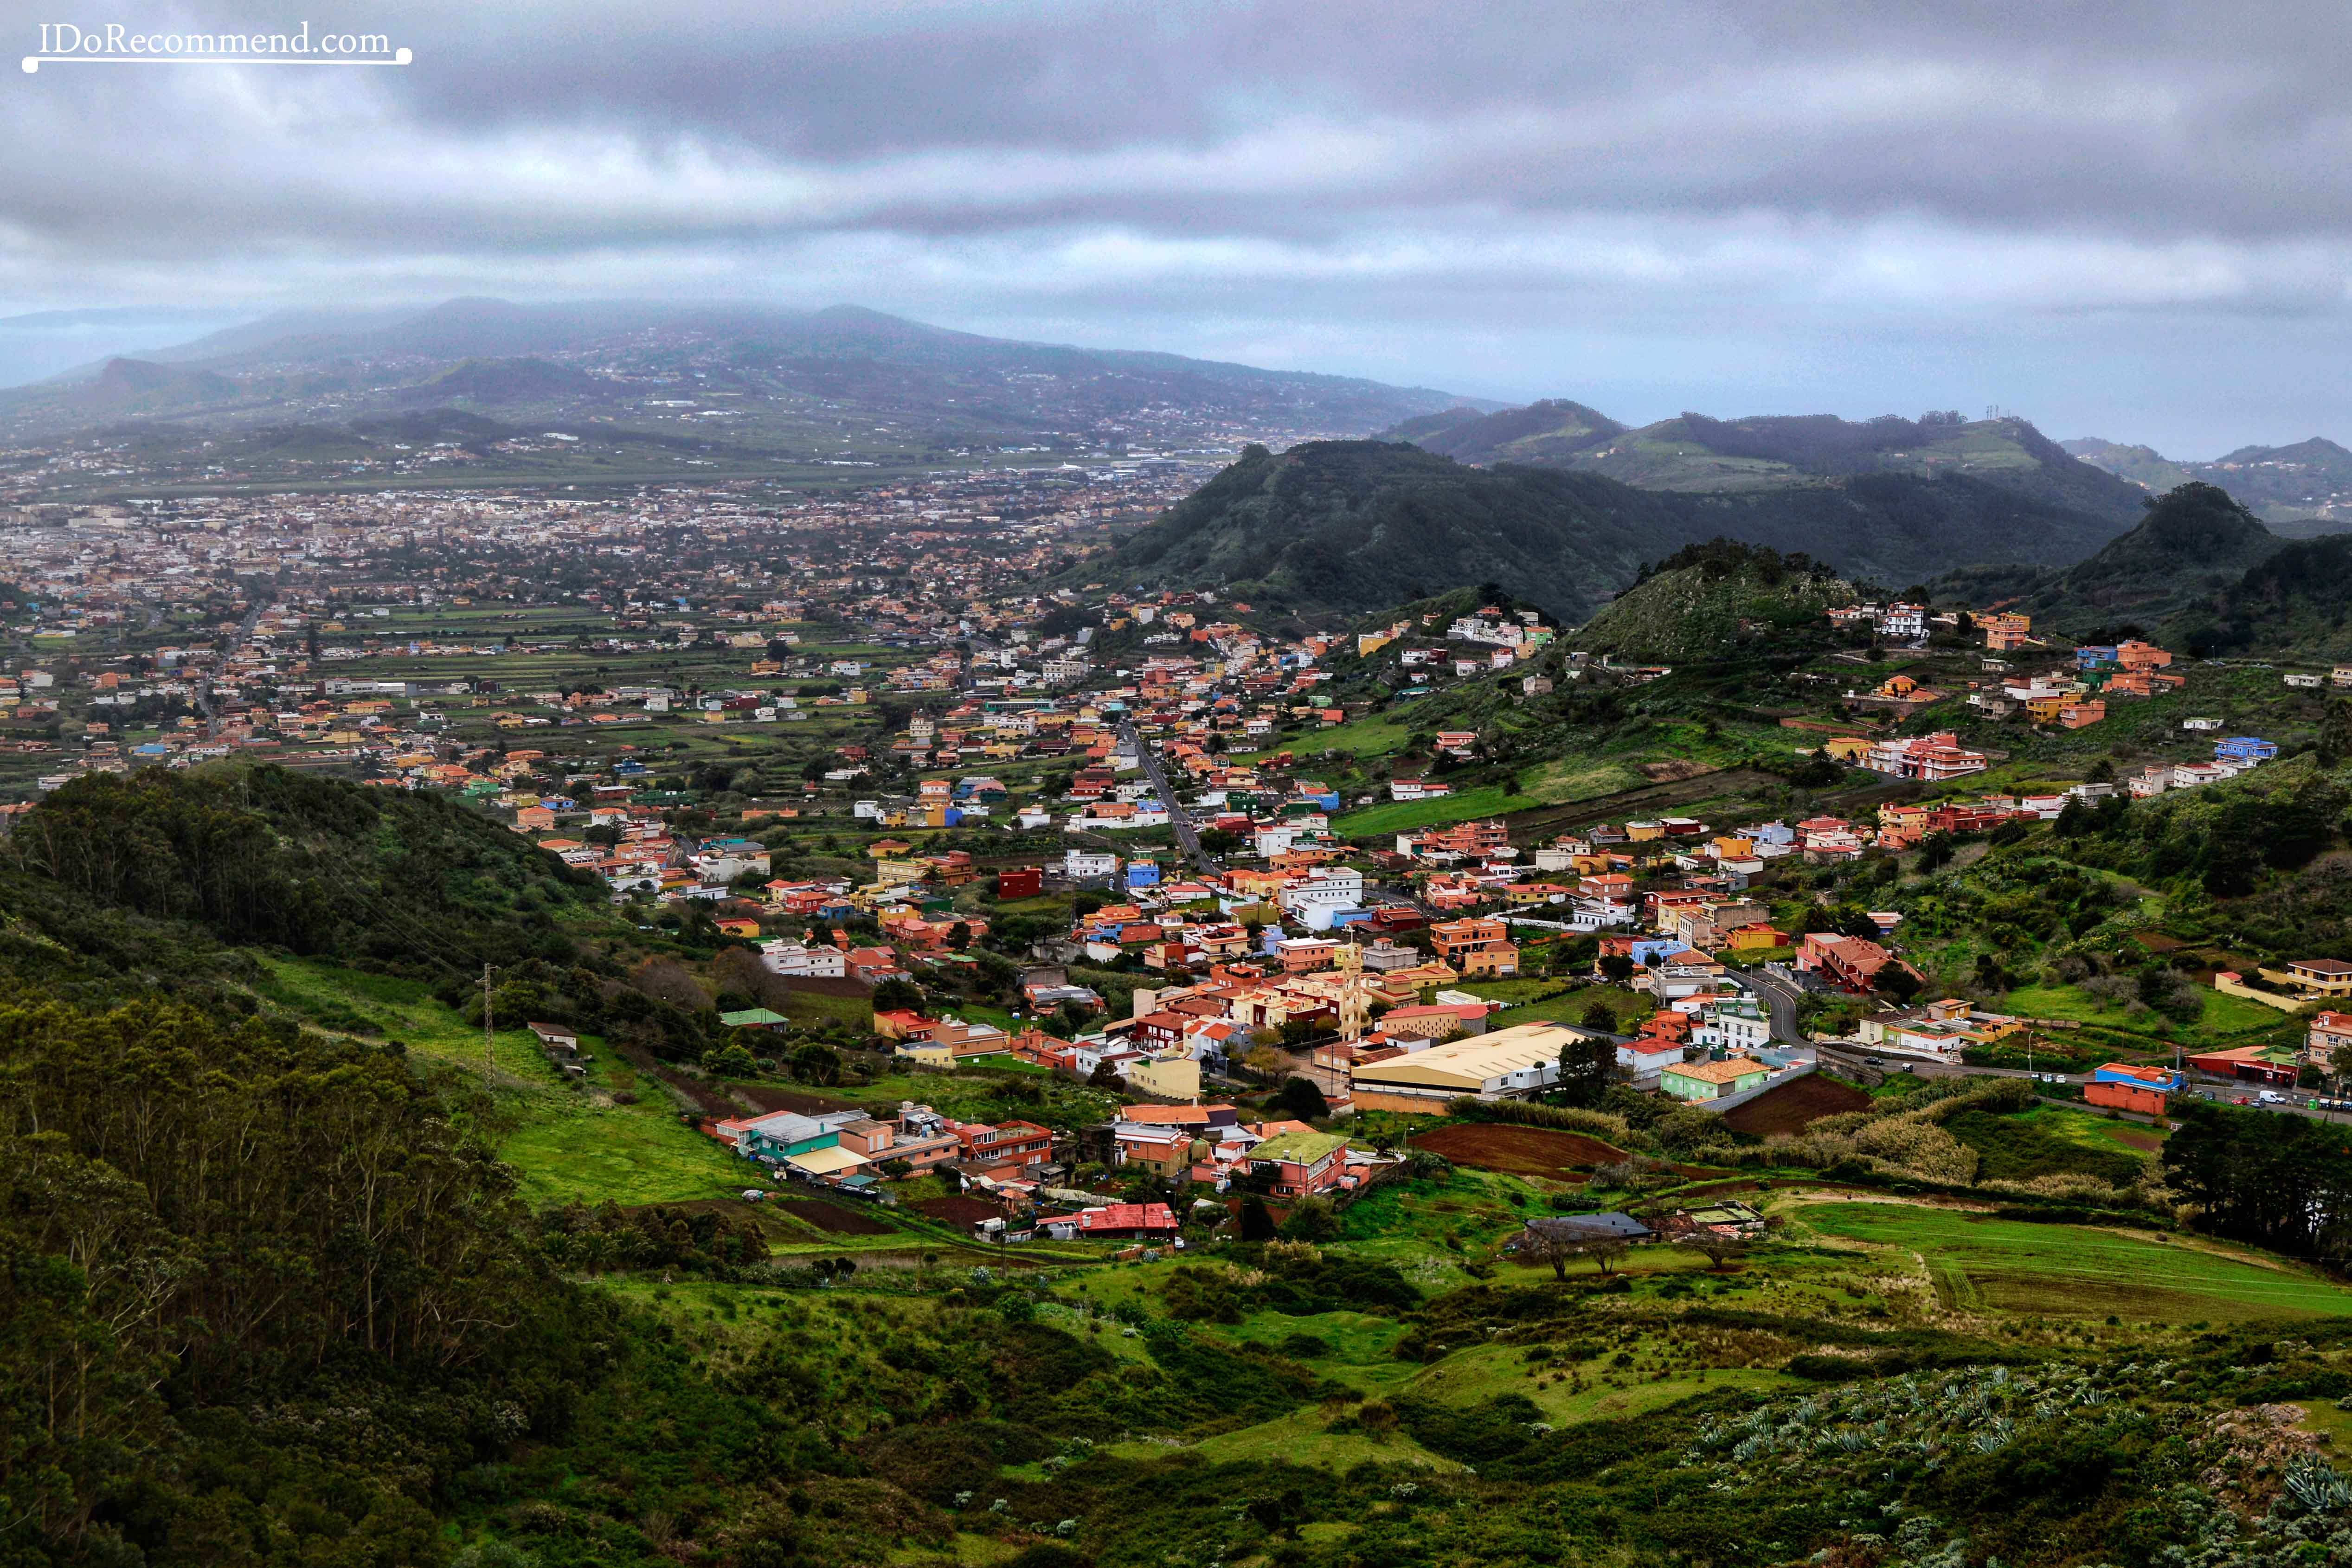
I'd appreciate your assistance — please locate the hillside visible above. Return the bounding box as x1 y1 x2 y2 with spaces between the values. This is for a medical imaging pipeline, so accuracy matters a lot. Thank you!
1391 401 2149 524
1401 398 1628 464
2061 437 2196 494
1575 539 1860 664
0 297 1482 451
1079 440 2137 621
392 354 608 404
1929 482 2282 639
2168 532 2352 659
2065 433 2352 534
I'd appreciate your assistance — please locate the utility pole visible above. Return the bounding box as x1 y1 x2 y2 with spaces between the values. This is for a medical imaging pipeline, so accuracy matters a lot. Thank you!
482 962 494 1075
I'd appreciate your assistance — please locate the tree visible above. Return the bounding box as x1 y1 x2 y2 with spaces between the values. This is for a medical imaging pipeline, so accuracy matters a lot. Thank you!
707 1042 756 1079
1555 1031 1616 1106
871 976 924 1012
1585 1236 1631 1275
1278 1196 1338 1241
1580 1000 1618 1032
1272 1075 1329 1122
1873 963 1923 1003
1515 1222 1626 1280
1678 1230 1749 1271
2324 700 2352 768
788 1041 842 1085
1598 953 1636 983
1238 1194 1278 1241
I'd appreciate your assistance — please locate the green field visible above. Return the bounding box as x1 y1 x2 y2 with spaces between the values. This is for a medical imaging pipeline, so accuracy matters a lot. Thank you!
253 955 754 1208
2005 982 2291 1037
1333 784 1536 836
1801 1202 2352 1321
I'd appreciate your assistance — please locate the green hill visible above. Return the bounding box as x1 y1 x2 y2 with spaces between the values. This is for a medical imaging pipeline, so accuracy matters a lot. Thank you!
1401 398 1627 465
1574 539 1860 664
2061 437 2198 494
1079 440 2135 621
1931 482 2281 640
1393 402 2149 523
2170 532 2352 658
394 354 607 404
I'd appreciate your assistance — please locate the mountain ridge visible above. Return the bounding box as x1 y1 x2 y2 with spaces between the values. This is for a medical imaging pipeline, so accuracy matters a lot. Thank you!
1389 400 2151 525
1073 439 2135 623
0 298 1493 450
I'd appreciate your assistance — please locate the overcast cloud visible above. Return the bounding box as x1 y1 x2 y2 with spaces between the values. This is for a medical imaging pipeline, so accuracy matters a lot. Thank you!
6 0 2352 452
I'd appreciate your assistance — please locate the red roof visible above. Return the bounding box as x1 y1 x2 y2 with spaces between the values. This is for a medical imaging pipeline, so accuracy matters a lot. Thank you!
1075 1202 1178 1235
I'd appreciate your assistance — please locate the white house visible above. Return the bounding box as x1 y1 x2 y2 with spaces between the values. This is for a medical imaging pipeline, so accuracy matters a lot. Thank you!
1278 868 1369 931
761 942 847 979
1063 848 1119 881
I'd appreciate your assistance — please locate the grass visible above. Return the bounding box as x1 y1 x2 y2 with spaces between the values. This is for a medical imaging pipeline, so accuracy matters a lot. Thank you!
1515 756 1646 805
252 955 755 1208
1800 1202 2352 1322
1944 1106 2152 1185
1407 1340 1793 1426
1164 1404 1465 1472
2004 982 2287 1038
1333 784 1537 837
1238 713 1419 764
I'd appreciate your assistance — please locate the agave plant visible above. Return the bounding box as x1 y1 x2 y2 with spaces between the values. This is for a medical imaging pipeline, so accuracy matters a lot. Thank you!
1971 1418 2015 1453
1733 1434 1771 1463
2282 1454 2352 1515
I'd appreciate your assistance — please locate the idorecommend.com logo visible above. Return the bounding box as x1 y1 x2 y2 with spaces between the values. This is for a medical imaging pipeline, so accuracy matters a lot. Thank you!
25 21 412 71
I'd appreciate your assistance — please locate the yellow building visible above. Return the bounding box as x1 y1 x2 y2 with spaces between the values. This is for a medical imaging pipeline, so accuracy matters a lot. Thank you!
1127 1054 1202 1101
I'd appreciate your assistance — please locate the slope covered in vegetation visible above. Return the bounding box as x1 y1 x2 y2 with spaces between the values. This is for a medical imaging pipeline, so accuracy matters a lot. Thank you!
1080 440 2134 621
1576 538 1860 664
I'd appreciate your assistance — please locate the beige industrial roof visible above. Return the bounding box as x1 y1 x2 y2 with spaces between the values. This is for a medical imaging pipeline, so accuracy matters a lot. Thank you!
1349 1022 1596 1092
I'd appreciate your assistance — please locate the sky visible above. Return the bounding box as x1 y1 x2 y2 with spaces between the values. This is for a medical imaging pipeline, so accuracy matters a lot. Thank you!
6 0 2352 455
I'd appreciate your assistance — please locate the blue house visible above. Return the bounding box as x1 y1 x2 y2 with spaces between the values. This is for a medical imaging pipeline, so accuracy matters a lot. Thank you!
1629 937 1698 968
2217 737 2279 763
1125 860 1162 889
2076 645 2119 669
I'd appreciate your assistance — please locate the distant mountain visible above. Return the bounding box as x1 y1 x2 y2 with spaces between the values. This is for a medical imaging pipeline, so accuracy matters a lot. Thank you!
2062 438 2196 494
392 357 606 405
1930 482 2281 640
1387 402 2150 524
0 306 255 390
1076 440 2134 623
0 298 1486 454
1575 539 1860 664
1404 398 1628 465
2064 434 2352 535
65 357 240 415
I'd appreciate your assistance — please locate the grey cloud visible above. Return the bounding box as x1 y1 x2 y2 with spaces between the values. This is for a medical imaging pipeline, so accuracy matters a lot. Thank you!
6 0 2352 451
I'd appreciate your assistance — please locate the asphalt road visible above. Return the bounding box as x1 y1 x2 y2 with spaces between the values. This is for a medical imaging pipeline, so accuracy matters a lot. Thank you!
196 598 269 736
1123 721 1217 874
1744 967 1808 1044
